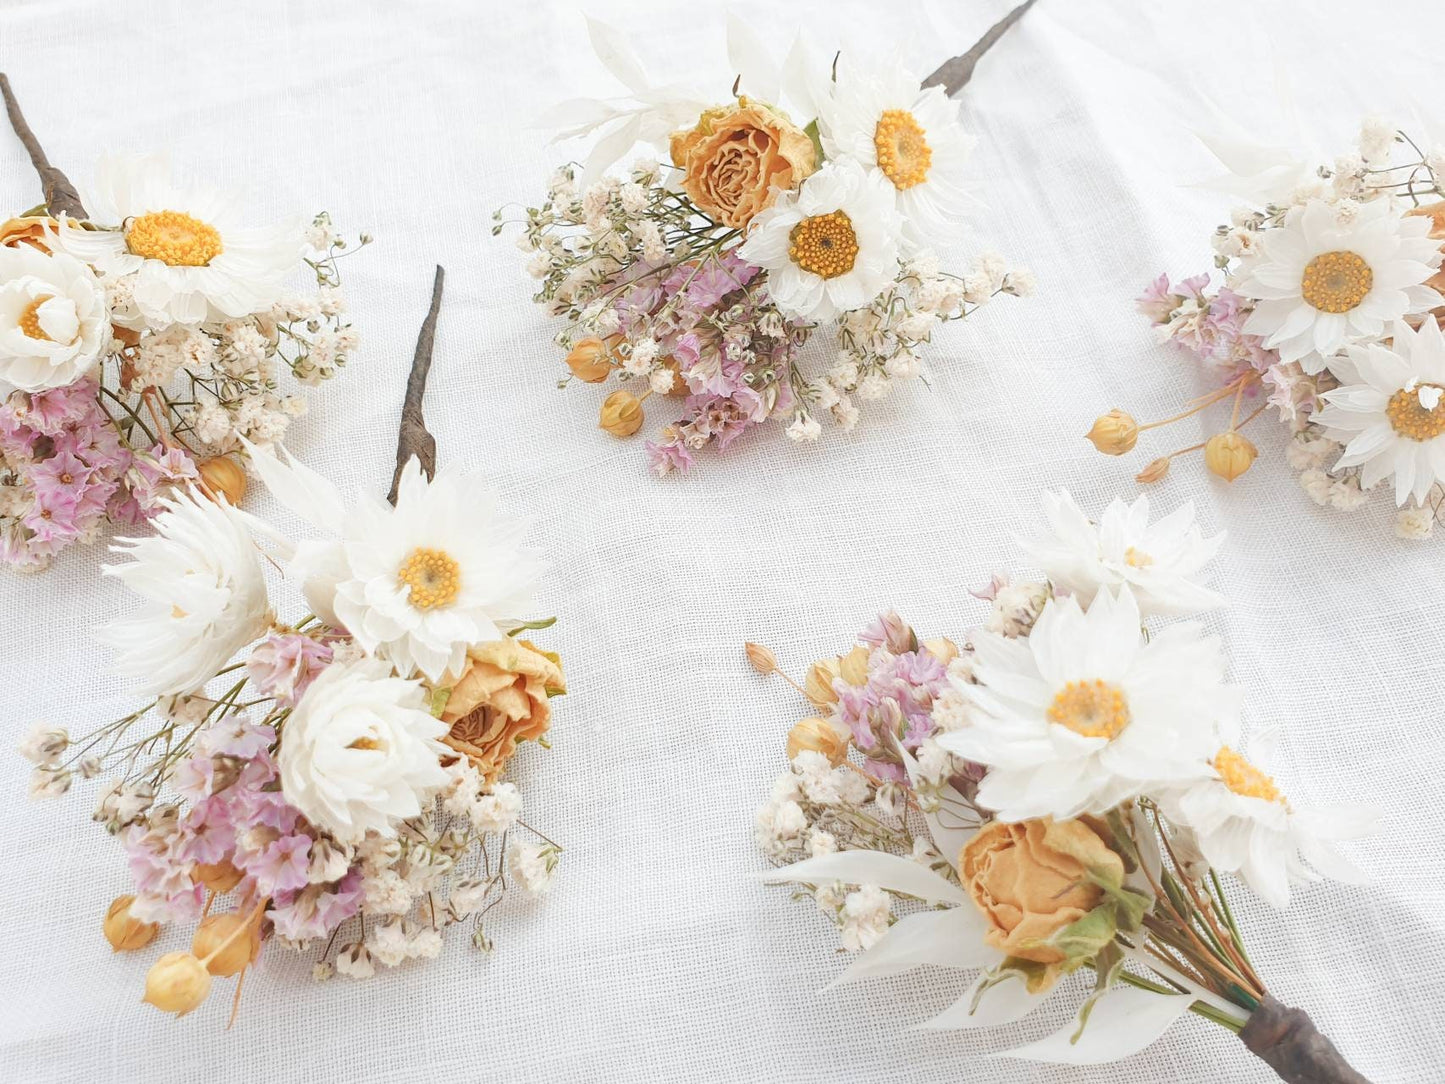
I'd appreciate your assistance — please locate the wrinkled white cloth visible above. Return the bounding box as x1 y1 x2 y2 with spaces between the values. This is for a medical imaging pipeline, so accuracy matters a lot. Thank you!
1 0 1442 1081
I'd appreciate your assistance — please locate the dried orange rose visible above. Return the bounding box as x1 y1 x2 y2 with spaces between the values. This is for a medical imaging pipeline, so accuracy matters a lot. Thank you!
439 639 565 785
669 98 817 229
0 215 56 252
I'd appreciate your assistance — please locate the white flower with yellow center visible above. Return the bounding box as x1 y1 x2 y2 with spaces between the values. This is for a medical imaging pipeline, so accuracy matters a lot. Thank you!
96 488 271 697
1021 490 1226 617
1235 198 1441 372
50 154 300 329
0 245 110 391
738 158 901 323
937 586 1235 821
813 54 975 253
244 443 540 683
1314 317 1445 506
1159 742 1375 909
279 657 451 842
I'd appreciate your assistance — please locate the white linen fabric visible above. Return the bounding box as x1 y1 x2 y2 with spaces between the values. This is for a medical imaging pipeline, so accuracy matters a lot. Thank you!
1 0 1443 1080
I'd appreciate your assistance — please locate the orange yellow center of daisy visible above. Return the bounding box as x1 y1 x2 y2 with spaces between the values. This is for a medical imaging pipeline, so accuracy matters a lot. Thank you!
397 547 461 611
125 210 224 267
1124 546 1152 568
1386 383 1445 441
17 295 55 341
1047 679 1131 739
873 109 932 190
1213 746 1283 804
1300 250 1372 314
788 210 859 279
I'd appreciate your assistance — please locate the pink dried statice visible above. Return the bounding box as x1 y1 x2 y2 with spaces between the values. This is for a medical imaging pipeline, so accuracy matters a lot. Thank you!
271 868 364 941
1139 274 1278 385
247 632 334 708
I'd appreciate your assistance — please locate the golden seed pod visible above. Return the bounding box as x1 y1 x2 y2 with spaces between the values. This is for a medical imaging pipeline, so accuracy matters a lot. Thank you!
1086 409 1139 455
191 911 262 977
142 952 213 1017
786 716 850 767
803 659 840 707
1135 456 1172 484
838 645 871 686
192 858 244 894
103 895 159 953
1204 431 1258 482
197 456 247 505
743 642 778 675
921 637 960 666
599 390 644 437
564 337 614 383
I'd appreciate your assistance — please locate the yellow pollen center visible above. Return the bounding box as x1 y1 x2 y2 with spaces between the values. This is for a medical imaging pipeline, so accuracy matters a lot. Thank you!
1124 546 1153 568
397 546 461 610
1213 746 1284 803
1386 383 1445 441
17 295 55 341
873 109 932 190
788 210 859 279
1047 679 1131 739
348 735 384 751
125 210 224 267
1300 250 1372 313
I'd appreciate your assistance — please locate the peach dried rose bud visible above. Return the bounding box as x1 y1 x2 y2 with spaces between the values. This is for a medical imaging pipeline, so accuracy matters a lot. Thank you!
142 952 213 1017
439 639 565 787
104 895 159 952
564 337 613 383
1205 431 1257 481
198 456 247 505
786 716 850 766
192 910 262 977
743 642 778 675
1086 409 1139 455
599 390 644 437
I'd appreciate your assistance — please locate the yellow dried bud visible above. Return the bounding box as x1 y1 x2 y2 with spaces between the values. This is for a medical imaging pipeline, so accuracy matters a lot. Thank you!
803 659 840 707
104 895 159 952
1204 431 1257 482
838 645 871 686
1135 457 1172 484
197 456 247 505
922 637 960 665
192 858 244 894
743 642 778 675
786 716 850 766
565 337 613 383
192 910 262 977
599 390 644 437
142 952 213 1017
1086 409 1139 455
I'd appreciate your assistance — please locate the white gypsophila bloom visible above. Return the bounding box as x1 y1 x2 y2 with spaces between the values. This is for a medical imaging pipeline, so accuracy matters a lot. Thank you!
648 367 675 395
335 942 374 980
1234 198 1441 373
738 158 901 323
785 413 822 443
470 782 522 834
1358 116 1397 164
509 841 557 895
96 488 270 697
807 830 838 857
17 723 68 767
1022 490 1226 617
1314 318 1445 506
1158 743 1376 909
839 884 891 952
278 658 450 843
0 245 109 391
938 586 1235 821
813 53 975 253
1397 506 1435 539
366 917 409 967
51 155 301 329
449 878 487 917
986 580 1050 639
244 444 541 683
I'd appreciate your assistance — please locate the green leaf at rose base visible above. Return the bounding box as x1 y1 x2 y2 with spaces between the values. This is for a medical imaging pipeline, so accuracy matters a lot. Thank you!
1071 940 1127 1043
803 119 825 167
429 686 452 719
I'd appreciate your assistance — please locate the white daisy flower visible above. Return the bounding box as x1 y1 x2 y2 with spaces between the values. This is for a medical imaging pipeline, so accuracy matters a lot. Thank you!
244 443 540 683
96 488 271 697
0 245 109 391
937 586 1235 821
814 53 975 253
738 158 900 323
50 154 300 329
1020 490 1226 617
1159 741 1375 909
1235 198 1441 372
1314 317 1445 506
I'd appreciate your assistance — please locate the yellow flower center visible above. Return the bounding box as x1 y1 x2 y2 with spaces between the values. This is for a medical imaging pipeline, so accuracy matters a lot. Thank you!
1124 546 1152 568
788 210 859 279
1300 250 1372 314
1213 746 1283 804
1386 383 1445 441
873 109 932 190
1047 679 1130 739
397 546 461 611
125 210 224 267
17 295 55 341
